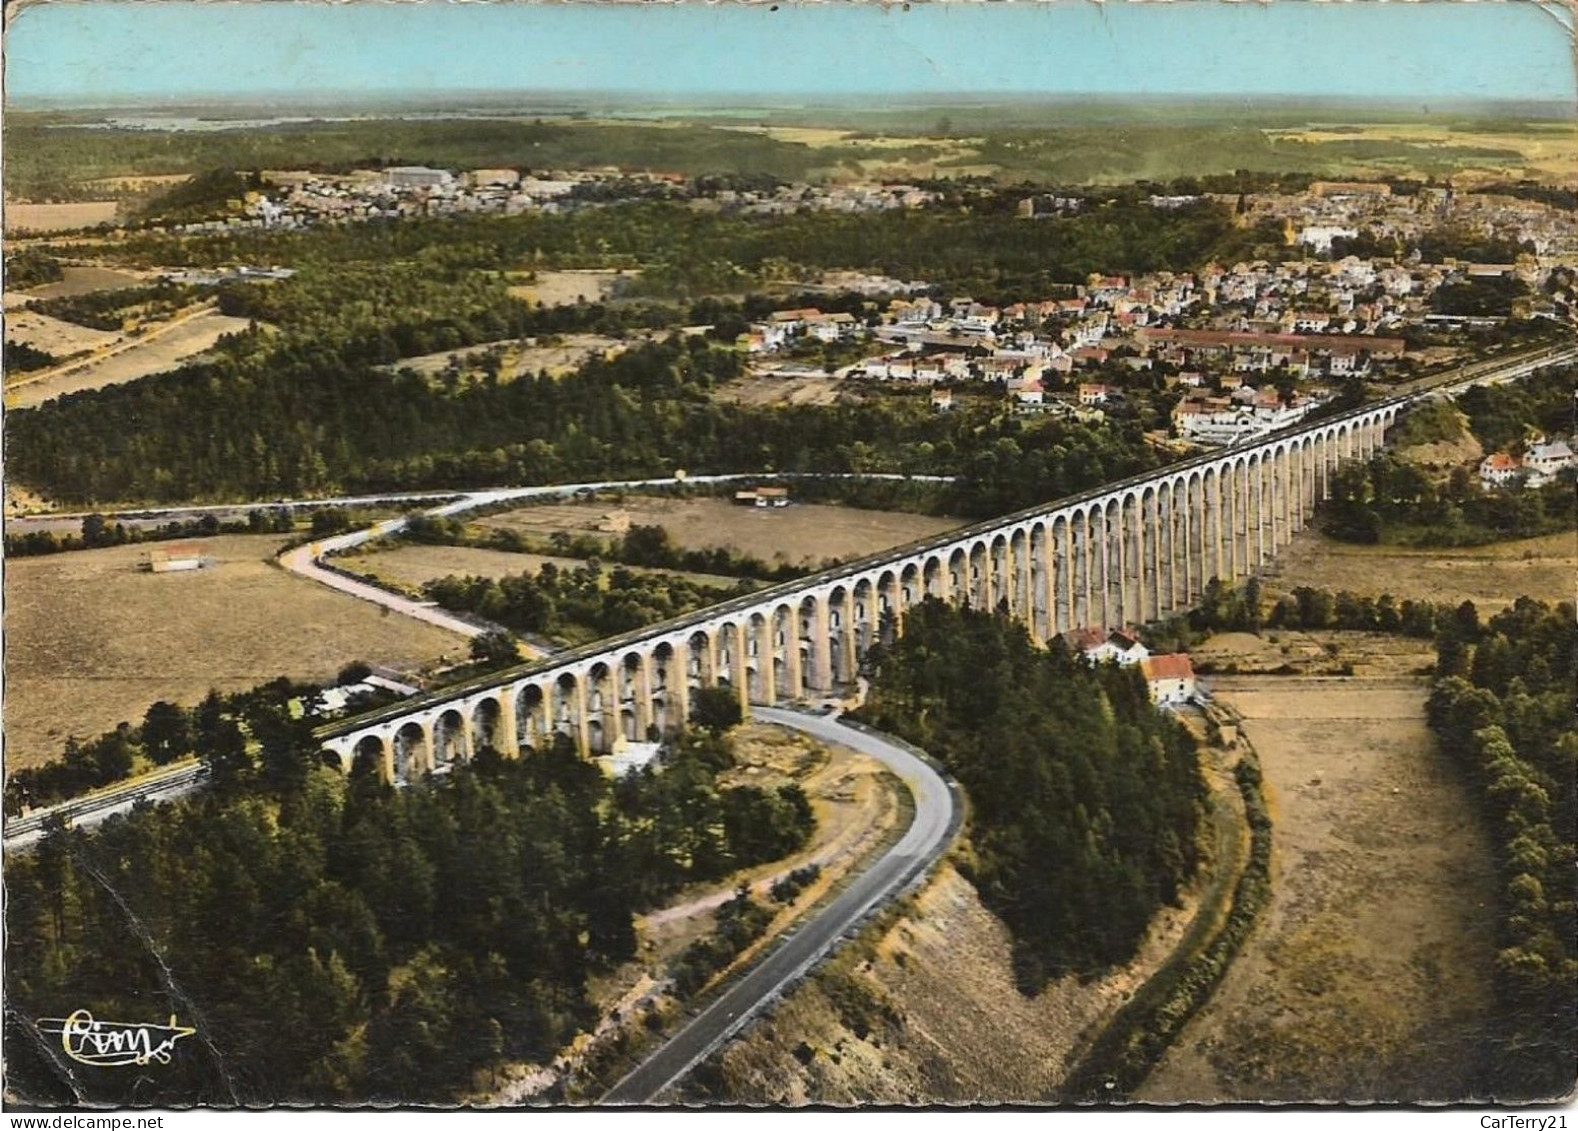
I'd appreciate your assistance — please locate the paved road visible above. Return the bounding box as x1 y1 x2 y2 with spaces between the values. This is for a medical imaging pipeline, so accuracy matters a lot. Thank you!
6 474 954 847
600 706 961 1106
5 763 208 851
276 474 956 655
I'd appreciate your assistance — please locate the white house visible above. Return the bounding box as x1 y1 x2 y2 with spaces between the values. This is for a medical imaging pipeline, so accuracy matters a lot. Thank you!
1141 653 1197 705
1007 377 1044 406
1523 439 1574 485
1479 452 1523 488
1074 628 1150 667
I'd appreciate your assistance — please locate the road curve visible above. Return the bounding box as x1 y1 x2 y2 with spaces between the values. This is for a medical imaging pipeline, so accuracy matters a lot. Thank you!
276 474 957 655
599 706 961 1106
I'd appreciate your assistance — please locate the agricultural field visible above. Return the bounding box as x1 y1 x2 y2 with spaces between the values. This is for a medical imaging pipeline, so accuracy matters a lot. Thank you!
1191 629 1436 681
1264 528 1576 612
11 264 151 300
336 543 743 593
5 534 463 768
474 496 961 569
2 306 120 356
1141 677 1500 1102
1266 122 1578 186
5 307 254 408
5 200 119 233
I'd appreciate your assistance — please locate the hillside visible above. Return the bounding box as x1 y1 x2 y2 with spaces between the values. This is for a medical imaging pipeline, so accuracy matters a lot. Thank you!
692 860 1220 1104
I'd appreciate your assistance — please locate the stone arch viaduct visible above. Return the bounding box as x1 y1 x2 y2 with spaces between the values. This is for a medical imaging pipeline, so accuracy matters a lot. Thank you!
317 344 1575 783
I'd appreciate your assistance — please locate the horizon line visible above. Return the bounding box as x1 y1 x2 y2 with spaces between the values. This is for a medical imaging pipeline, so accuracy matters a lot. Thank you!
11 90 1575 115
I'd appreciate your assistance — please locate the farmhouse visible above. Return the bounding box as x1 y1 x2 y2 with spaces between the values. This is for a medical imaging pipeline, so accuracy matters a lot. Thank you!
1478 452 1523 488
1140 653 1197 705
1073 627 1150 667
1523 439 1574 485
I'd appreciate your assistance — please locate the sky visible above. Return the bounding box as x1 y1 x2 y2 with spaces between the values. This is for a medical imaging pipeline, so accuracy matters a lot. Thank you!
6 0 1575 108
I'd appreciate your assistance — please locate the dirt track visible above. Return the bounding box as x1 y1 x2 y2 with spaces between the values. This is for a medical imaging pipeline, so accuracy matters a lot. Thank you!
5 306 252 408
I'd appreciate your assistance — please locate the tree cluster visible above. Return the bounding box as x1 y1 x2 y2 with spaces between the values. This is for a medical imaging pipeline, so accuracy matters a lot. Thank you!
420 560 749 642
855 600 1206 990
1324 453 1574 547
4 509 295 559
4 677 323 815
5 249 64 289
30 281 198 331
1425 597 1576 1099
3 339 59 373
135 168 262 224
6 723 815 1105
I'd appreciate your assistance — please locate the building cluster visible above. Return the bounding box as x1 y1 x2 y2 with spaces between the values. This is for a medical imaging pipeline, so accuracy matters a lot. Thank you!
1169 382 1332 446
1071 628 1199 707
1239 180 1578 261
195 166 608 232
743 272 1414 441
1477 436 1575 489
163 167 943 236
697 182 940 216
163 264 296 286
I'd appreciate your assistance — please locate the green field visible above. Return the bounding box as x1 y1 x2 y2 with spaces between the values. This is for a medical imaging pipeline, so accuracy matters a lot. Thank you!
7 108 1574 200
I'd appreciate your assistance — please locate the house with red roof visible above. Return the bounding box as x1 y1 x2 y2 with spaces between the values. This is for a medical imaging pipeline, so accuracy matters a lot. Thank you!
1140 653 1197 705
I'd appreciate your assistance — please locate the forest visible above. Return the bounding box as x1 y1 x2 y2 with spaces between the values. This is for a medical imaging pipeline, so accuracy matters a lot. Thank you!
5 720 814 1105
73 191 1285 303
852 600 1206 990
5 191 1285 511
8 330 1161 512
1426 597 1576 1099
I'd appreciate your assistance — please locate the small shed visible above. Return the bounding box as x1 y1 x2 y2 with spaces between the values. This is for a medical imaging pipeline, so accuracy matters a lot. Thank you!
146 544 205 573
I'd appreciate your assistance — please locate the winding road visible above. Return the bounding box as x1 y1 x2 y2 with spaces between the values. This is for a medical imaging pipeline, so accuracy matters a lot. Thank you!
600 706 961 1106
279 474 956 654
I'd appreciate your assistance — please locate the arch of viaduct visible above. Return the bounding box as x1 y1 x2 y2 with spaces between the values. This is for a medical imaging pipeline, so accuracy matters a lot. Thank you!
321 397 1414 782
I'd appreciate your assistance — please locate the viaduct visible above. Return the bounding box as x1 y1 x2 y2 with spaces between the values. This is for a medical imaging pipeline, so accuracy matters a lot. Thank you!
317 343 1575 783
